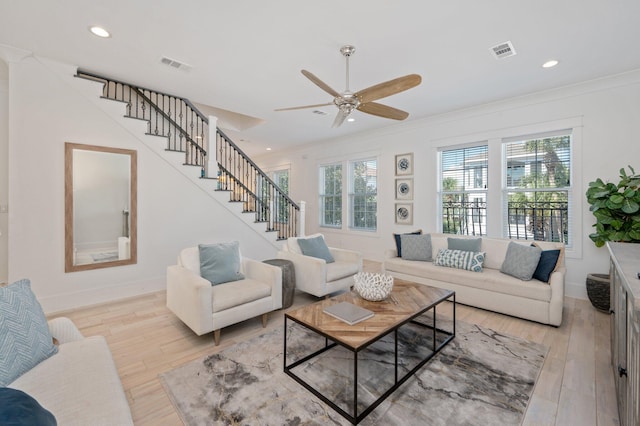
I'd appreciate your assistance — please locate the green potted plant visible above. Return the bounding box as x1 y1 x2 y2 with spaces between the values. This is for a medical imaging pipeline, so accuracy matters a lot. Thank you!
585 165 640 311
586 165 640 247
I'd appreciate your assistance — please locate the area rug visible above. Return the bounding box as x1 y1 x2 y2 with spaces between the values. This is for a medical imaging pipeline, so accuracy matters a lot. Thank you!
160 318 547 425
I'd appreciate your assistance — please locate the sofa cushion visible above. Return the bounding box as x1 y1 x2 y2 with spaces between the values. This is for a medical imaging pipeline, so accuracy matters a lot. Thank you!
383 258 552 302
199 241 245 285
298 235 335 263
393 229 422 257
401 234 432 261
9 336 133 425
434 249 485 272
212 278 271 312
532 247 562 283
0 388 57 426
0 279 58 387
448 237 482 252
326 261 361 282
500 242 542 281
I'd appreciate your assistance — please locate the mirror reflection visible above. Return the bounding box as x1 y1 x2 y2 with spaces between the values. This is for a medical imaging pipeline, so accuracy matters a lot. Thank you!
65 143 137 272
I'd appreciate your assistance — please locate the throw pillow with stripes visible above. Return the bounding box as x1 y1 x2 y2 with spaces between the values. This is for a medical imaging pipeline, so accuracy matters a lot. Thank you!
434 249 485 272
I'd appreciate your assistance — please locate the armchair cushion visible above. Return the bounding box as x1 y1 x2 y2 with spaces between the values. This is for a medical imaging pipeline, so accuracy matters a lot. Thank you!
326 261 361 282
199 241 245 285
212 278 272 312
297 235 335 263
0 279 58 387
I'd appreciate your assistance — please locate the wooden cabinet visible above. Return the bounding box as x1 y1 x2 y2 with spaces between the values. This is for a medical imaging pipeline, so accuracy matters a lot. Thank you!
608 242 640 426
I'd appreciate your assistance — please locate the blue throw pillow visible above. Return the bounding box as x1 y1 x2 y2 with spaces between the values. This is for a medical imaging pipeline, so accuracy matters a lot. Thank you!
298 235 335 263
393 229 422 257
0 388 57 425
447 237 482 252
532 245 561 283
199 241 245 285
0 279 58 387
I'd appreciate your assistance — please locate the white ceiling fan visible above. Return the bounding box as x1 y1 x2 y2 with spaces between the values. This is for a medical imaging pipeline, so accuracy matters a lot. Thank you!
276 45 422 128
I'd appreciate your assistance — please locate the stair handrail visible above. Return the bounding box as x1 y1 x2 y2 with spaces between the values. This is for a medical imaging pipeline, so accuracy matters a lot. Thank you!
130 86 206 157
216 127 299 209
77 69 300 238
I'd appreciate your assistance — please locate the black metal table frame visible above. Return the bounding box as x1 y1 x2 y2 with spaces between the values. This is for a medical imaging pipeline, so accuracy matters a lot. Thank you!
283 293 455 425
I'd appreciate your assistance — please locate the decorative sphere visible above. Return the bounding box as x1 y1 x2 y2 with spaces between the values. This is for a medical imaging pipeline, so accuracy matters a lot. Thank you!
353 272 394 301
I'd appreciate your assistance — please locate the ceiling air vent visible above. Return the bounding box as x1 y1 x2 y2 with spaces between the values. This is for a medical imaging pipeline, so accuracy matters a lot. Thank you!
490 41 516 59
160 56 192 71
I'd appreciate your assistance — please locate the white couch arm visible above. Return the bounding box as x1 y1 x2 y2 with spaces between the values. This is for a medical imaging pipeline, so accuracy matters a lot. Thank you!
330 248 363 270
48 317 84 344
277 250 327 295
166 265 214 335
548 266 565 326
384 249 398 259
242 258 283 310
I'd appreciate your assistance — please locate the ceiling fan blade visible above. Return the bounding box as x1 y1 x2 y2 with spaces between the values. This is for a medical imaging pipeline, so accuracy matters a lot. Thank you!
332 110 349 128
301 70 341 97
357 102 409 120
356 74 422 104
274 102 333 112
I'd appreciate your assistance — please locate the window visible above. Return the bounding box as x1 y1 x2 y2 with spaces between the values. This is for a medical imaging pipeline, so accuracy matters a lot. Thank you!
269 169 289 224
271 169 289 195
504 131 571 244
439 144 488 236
349 158 377 231
319 163 342 227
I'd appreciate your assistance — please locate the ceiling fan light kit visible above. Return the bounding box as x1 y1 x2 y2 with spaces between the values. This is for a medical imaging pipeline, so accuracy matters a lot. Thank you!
276 45 422 128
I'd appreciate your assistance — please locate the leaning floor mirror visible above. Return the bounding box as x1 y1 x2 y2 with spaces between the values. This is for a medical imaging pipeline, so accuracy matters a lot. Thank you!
65 142 137 272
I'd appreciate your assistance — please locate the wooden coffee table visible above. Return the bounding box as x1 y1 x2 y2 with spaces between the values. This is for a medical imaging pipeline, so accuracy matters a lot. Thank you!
284 281 455 424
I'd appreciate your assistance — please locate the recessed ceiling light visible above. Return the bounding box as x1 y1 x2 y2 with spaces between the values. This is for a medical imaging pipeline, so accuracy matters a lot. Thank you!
266 147 272 151
542 60 559 68
89 26 111 38
347 117 355 122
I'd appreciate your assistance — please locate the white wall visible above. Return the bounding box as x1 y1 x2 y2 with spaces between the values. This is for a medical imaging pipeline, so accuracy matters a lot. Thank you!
256 69 640 300
5 55 278 313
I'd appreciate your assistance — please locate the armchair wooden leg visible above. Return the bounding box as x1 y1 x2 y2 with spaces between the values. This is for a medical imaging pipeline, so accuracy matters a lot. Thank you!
214 329 221 346
261 313 268 328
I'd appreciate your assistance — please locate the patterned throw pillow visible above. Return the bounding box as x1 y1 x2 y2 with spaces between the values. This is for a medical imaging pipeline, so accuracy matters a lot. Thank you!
434 249 485 272
401 234 432 261
0 279 59 387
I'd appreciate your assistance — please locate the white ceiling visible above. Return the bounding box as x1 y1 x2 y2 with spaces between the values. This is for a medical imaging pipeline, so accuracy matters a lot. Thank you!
1 0 640 156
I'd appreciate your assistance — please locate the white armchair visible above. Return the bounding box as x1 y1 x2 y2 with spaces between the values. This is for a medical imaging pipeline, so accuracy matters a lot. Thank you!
277 234 363 297
166 246 282 345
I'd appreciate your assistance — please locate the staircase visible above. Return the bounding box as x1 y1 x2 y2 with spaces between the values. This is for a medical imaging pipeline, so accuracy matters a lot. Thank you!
75 70 300 241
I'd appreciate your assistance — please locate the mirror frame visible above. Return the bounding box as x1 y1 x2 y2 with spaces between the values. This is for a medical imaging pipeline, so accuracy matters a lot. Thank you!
65 142 137 272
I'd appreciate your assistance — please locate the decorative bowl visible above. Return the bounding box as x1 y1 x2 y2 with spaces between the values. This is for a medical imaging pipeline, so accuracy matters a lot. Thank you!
353 272 394 301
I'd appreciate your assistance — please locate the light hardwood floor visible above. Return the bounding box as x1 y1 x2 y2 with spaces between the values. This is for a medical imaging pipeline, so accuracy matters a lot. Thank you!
54 261 620 425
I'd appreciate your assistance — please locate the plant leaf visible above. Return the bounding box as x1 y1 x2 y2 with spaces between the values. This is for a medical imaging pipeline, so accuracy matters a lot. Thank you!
622 199 640 214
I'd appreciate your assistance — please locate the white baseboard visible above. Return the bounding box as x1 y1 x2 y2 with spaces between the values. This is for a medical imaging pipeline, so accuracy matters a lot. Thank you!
565 279 588 300
41 276 166 315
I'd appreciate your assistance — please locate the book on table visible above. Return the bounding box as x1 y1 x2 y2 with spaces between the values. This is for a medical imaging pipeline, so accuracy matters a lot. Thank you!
323 301 374 325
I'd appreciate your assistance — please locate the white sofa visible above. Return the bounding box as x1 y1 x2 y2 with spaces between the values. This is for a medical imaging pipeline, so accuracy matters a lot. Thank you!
383 233 565 326
167 246 283 345
277 234 363 297
8 317 133 425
